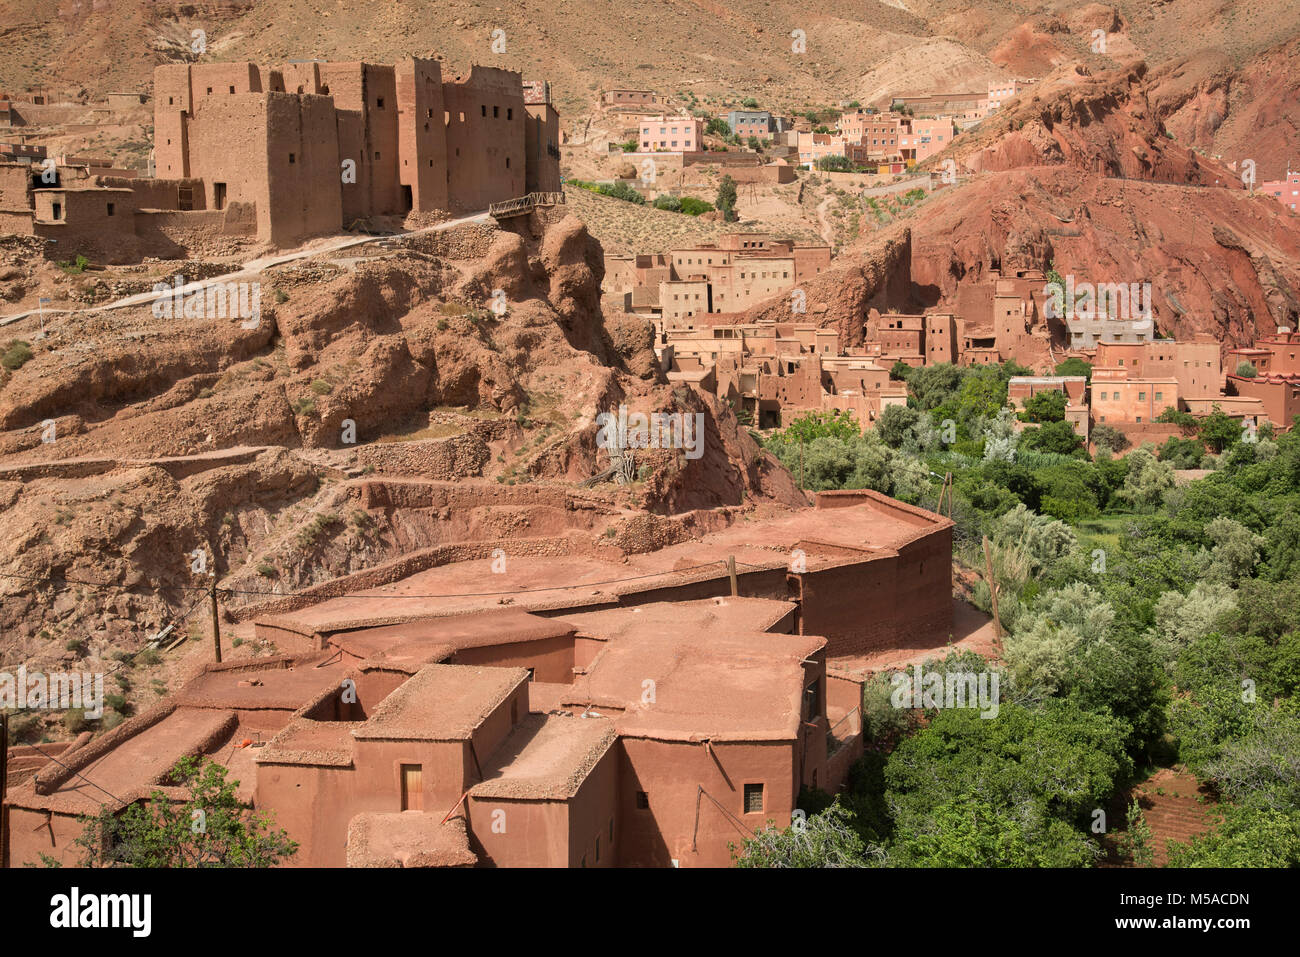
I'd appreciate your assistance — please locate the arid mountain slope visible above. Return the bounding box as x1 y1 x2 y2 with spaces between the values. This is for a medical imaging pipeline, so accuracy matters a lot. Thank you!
908 168 1300 346
2 0 1295 120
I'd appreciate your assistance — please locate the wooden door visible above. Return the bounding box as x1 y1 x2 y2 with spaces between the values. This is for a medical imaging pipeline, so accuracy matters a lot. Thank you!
400 764 423 811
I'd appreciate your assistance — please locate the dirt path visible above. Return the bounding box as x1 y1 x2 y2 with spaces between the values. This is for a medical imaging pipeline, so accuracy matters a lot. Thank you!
0 210 492 329
1131 767 1216 865
815 194 836 246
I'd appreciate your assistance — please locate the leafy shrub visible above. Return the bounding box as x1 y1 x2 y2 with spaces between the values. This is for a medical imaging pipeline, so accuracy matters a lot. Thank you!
2 340 33 371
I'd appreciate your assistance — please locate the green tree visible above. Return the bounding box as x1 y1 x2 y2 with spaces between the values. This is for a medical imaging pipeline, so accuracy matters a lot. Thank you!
1118 447 1174 509
896 795 1094 867
875 404 920 448
885 702 1131 868
1236 361 1258 378
908 363 965 410
1197 516 1265 584
1198 405 1241 453
1005 581 1111 694
1021 420 1083 456
1118 799 1155 866
1054 357 1092 379
733 801 876 867
1091 424 1130 456
1157 406 1198 430
816 154 852 172
1167 804 1300 867
1022 389 1067 423
1156 434 1203 468
705 117 731 137
777 409 860 443
1150 581 1236 667
889 360 912 382
955 366 1010 424
715 174 738 222
53 757 297 868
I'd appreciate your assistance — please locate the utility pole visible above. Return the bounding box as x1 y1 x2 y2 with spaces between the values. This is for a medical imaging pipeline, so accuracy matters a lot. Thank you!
209 579 222 664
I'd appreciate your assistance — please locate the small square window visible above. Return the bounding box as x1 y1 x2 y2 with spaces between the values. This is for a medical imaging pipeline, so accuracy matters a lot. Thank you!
635 791 650 810
377 97 385 109
288 153 295 164
229 85 235 94
744 783 764 813
374 151 380 160
481 105 487 117
493 105 499 118
106 203 115 216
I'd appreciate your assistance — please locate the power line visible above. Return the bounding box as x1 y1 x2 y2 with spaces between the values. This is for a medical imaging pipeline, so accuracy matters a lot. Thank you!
15 741 126 807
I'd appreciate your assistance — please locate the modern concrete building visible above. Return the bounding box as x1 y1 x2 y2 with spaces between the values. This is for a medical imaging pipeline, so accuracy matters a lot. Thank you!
637 114 703 152
1260 169 1299 211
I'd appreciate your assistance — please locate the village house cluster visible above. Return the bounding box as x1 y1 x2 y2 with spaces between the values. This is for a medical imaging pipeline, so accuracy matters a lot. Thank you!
594 76 1030 188
602 234 1297 441
4 490 955 868
796 111 957 172
0 60 561 261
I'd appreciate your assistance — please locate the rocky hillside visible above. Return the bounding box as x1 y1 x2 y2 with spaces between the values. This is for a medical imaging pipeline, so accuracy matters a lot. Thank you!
0 213 803 739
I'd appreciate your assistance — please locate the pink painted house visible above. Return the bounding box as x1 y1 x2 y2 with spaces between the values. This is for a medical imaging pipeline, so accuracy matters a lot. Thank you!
1261 169 1300 212
639 115 703 152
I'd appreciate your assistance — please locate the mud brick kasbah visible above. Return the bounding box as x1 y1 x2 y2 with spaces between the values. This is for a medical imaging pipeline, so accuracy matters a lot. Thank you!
0 59 561 261
4 490 954 868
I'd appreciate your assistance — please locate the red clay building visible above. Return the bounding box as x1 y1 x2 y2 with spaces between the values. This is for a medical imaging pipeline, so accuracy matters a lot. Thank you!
0 59 560 259
5 491 954 868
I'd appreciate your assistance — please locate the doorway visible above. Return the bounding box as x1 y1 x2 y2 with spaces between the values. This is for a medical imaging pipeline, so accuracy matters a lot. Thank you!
400 764 423 811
